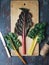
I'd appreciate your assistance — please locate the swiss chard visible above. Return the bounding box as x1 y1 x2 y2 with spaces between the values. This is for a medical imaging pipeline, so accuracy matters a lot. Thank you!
27 22 47 55
4 33 21 51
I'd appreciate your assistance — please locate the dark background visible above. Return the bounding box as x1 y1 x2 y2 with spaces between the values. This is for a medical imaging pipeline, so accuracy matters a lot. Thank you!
0 0 49 65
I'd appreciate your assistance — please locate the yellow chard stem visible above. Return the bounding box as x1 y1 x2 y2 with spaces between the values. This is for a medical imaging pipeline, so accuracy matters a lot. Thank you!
27 36 38 55
10 38 27 64
12 44 27 64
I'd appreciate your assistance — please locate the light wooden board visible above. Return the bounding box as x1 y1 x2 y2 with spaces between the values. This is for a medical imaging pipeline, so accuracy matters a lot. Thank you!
11 0 39 56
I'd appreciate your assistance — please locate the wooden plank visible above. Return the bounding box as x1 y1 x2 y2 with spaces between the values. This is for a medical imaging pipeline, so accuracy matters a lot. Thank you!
11 0 39 56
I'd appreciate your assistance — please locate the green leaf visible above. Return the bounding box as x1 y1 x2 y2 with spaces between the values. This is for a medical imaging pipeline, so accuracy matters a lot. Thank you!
8 32 18 40
4 33 22 51
8 33 21 50
28 22 47 43
4 35 14 50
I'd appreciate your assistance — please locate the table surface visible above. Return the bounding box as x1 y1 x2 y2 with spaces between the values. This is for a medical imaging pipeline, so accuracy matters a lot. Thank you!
0 0 49 65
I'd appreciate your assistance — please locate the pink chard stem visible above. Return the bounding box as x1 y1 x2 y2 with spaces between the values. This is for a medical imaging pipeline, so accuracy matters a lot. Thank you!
22 14 26 54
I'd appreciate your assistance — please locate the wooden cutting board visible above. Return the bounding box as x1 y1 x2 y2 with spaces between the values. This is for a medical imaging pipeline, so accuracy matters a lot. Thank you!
11 0 39 56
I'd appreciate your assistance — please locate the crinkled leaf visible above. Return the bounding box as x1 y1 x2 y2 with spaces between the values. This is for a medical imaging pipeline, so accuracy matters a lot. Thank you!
4 33 22 51
28 22 47 43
